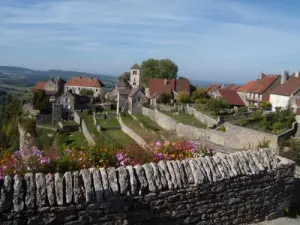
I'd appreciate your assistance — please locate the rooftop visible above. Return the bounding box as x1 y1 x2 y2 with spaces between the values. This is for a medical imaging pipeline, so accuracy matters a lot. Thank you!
271 76 300 96
66 77 105 88
237 75 280 94
217 88 245 106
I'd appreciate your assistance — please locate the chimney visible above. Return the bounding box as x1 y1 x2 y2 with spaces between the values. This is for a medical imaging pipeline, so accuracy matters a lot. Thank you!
259 73 265 80
281 70 289 84
295 71 300 78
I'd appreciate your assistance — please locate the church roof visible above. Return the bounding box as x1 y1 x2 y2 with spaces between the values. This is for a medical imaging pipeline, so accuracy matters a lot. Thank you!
131 63 140 70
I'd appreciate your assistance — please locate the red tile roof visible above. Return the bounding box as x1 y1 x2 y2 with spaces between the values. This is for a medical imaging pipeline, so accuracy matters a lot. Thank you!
237 75 280 94
271 76 300 96
149 79 176 96
217 89 245 106
66 77 104 88
207 84 221 92
176 78 191 93
33 81 47 90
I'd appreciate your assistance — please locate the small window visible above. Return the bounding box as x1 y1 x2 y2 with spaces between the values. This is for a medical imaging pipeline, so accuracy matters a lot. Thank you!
133 82 136 86
48 84 51 87
96 89 98 92
65 98 69 102
133 70 137 75
67 87 69 90
138 97 140 102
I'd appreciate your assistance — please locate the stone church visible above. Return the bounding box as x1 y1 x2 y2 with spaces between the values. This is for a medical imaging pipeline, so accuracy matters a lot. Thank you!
116 64 148 114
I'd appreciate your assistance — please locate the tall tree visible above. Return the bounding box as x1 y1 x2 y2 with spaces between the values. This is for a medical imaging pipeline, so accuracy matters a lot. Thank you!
33 90 49 110
141 58 178 86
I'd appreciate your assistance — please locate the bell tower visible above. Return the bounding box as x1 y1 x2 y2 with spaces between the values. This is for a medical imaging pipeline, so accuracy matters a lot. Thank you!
129 63 141 87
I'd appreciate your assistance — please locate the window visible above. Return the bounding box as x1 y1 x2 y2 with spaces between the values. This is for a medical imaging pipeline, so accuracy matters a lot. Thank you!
67 87 69 90
49 84 51 87
138 97 140 102
96 89 98 92
65 98 69 103
132 70 137 75
133 82 136 86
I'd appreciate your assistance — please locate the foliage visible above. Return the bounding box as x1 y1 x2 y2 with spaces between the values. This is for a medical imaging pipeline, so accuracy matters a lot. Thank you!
157 93 172 104
80 88 94 96
258 139 270 148
205 98 230 116
191 88 209 101
17 117 37 137
234 109 295 134
33 90 49 110
141 58 178 86
279 139 300 166
177 91 190 104
236 106 248 114
259 101 272 110
0 140 216 179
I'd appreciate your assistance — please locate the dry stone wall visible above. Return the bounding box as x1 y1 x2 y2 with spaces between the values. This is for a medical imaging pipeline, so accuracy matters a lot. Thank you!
81 119 96 146
142 107 281 150
185 104 218 127
118 116 149 149
0 149 295 225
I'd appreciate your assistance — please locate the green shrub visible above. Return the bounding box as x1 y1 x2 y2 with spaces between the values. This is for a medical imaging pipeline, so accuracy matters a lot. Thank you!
157 93 172 104
80 89 94 96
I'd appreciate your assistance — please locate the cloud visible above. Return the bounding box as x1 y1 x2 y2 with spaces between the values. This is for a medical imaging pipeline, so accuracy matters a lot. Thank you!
0 0 300 81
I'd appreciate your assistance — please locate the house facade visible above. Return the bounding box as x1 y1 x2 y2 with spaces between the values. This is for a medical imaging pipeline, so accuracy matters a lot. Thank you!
148 77 191 105
33 77 65 96
210 88 245 107
56 90 90 111
237 73 282 107
65 77 106 99
269 73 300 112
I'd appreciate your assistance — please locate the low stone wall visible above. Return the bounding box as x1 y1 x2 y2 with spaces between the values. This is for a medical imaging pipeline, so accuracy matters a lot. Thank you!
0 149 295 225
185 104 218 127
81 118 96 146
118 116 149 149
142 107 282 150
278 122 298 142
73 110 81 125
36 125 58 132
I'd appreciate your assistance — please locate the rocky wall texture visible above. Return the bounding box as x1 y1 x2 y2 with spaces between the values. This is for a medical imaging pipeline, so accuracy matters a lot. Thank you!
142 107 280 150
185 105 218 128
0 149 295 225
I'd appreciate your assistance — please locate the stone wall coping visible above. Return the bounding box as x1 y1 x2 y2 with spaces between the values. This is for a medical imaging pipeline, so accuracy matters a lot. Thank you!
0 149 295 212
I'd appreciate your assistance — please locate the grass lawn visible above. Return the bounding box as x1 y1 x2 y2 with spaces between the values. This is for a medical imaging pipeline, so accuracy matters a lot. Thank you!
195 103 218 119
63 120 79 126
134 115 161 131
163 111 207 128
105 129 134 146
122 115 160 144
64 131 88 149
98 118 120 128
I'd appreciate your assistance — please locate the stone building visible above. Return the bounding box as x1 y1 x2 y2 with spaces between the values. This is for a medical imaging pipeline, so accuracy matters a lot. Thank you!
33 76 65 96
65 77 106 99
116 64 148 114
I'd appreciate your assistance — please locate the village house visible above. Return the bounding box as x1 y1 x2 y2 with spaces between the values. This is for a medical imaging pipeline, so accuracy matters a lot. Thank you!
269 71 300 113
149 77 191 105
65 77 106 99
33 76 65 96
116 64 148 114
210 88 245 107
207 83 240 98
237 73 282 107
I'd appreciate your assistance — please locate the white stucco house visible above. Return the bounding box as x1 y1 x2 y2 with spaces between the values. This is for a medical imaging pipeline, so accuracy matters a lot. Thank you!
269 73 300 112
65 77 106 99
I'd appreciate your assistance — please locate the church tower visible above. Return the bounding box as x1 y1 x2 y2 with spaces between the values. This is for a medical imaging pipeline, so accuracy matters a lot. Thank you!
129 63 141 87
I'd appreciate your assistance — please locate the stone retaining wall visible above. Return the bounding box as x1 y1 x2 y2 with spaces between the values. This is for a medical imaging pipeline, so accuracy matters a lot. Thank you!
185 104 218 127
73 111 81 125
142 107 284 150
81 118 96 146
0 149 295 225
118 116 149 149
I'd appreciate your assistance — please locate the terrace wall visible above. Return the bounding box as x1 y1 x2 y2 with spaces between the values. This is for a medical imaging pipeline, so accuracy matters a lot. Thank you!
0 149 295 225
185 104 218 127
142 107 286 150
118 116 149 149
81 118 96 146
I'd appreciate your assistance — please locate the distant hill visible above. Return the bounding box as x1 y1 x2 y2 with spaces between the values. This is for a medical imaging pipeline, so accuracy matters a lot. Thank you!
0 66 117 89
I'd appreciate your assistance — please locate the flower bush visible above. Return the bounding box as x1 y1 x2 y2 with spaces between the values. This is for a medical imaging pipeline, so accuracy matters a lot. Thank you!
0 140 215 180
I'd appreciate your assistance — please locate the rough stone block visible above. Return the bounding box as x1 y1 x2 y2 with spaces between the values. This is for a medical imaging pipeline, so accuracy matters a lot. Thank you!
171 161 183 188
90 168 104 202
142 163 157 192
64 172 73 204
166 160 179 188
182 160 194 184
100 167 111 199
0 176 13 212
134 164 148 194
24 173 36 209
55 173 64 205
150 162 162 191
188 159 205 185
157 161 173 190
45 173 55 206
80 169 93 203
13 174 24 212
106 167 119 196
126 165 138 196
36 173 46 207
117 166 130 195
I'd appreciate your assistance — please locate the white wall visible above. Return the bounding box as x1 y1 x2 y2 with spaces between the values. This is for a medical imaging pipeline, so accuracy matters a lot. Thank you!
65 85 105 98
269 94 290 111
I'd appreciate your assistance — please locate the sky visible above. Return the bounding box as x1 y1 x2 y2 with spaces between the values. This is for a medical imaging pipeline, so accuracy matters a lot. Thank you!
0 0 300 82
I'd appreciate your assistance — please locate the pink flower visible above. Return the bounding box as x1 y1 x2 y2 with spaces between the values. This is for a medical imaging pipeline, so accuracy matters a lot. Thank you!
164 141 170 146
156 141 162 147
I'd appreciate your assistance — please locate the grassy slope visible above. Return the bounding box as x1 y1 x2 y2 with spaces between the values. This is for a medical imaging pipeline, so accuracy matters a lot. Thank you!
163 111 207 128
